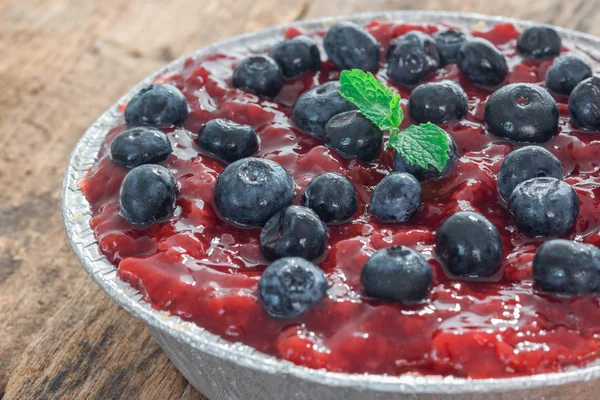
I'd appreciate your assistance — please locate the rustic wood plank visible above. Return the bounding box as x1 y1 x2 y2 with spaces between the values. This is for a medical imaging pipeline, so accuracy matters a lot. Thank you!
0 0 597 398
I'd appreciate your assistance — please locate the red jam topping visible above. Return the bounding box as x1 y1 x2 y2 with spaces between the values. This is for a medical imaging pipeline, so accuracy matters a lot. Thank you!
82 21 600 378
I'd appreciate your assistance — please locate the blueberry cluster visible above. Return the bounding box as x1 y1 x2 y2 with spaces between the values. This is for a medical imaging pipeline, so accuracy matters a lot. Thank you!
111 22 600 324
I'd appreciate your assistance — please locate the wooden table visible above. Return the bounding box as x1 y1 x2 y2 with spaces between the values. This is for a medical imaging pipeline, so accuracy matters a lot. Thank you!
1 0 598 398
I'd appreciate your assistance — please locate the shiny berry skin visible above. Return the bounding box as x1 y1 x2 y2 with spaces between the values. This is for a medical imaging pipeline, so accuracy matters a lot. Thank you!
517 26 562 59
324 110 383 161
196 119 259 163
370 173 422 223
260 206 328 261
435 211 503 278
110 127 172 168
302 172 358 223
497 146 563 201
409 80 468 124
124 84 188 127
533 239 600 296
457 38 508 87
393 132 459 182
323 22 380 71
361 246 432 304
386 31 440 86
214 158 294 227
509 177 579 238
258 257 328 318
232 56 284 98
545 55 592 96
485 83 559 143
291 81 357 138
569 77 600 131
119 164 177 225
269 35 321 79
434 29 467 65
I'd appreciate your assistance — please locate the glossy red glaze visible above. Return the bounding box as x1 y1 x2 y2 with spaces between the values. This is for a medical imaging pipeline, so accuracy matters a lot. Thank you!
82 21 600 378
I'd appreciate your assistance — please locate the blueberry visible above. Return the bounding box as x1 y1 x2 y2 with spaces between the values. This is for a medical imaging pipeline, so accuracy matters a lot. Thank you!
324 110 383 161
497 146 562 201
291 81 357 138
569 77 600 131
258 257 328 318
361 246 432 304
517 26 562 59
214 158 294 226
485 83 559 143
457 38 508 87
119 164 177 225
509 177 579 237
393 132 459 181
125 84 188 127
545 55 592 96
386 31 440 86
533 239 600 296
196 119 259 163
269 35 321 79
409 80 468 124
110 127 172 168
302 172 358 223
434 29 467 65
370 173 422 223
435 211 503 278
323 22 380 71
232 56 284 97
260 206 328 261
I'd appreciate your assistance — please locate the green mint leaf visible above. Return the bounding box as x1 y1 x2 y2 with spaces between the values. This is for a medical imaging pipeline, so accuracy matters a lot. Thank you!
388 123 450 172
339 69 403 132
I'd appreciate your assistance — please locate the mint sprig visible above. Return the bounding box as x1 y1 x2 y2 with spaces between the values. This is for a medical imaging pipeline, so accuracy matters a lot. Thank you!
339 69 403 132
338 69 450 172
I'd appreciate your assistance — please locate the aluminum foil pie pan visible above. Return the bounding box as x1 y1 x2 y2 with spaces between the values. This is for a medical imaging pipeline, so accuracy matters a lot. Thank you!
62 10 600 400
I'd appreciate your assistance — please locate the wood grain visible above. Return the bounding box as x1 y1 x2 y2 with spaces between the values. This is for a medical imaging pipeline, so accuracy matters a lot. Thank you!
0 0 597 398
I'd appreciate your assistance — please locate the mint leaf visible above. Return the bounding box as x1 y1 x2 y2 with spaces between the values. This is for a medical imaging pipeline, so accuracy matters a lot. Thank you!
388 123 450 172
339 69 403 132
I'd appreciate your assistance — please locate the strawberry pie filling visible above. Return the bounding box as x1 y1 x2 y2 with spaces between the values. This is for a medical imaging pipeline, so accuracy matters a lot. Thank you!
81 21 600 378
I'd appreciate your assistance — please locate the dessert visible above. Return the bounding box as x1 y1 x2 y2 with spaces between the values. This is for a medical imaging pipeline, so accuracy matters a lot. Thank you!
81 19 600 380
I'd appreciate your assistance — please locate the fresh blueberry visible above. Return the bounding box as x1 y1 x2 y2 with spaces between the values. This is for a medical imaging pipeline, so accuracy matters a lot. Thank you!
434 29 467 65
119 164 177 225
196 119 259 163
435 211 503 278
509 177 579 237
125 84 188 127
457 38 508 87
386 31 440 86
370 173 422 223
323 22 380 71
269 35 321 79
517 26 562 59
393 132 459 181
569 77 600 131
214 158 294 226
260 206 328 261
232 56 284 97
361 246 432 304
485 83 559 143
258 257 328 318
110 127 172 168
302 172 358 223
497 146 563 201
533 239 600 296
291 81 357 138
324 110 383 161
409 80 468 124
545 55 592 96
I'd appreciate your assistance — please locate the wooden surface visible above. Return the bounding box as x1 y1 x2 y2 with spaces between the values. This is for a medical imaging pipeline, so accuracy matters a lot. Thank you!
1 0 599 398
